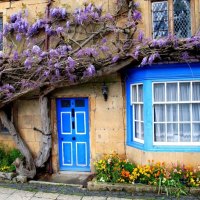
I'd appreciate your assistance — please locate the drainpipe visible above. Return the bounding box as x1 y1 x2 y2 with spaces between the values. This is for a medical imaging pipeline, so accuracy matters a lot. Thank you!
45 0 53 175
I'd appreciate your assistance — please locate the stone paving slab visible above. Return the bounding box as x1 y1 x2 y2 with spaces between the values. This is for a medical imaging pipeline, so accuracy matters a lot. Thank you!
6 190 36 200
0 193 11 200
82 197 107 200
57 194 82 200
34 191 59 199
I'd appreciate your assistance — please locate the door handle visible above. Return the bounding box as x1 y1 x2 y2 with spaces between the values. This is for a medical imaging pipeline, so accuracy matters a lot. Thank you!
72 121 75 129
72 137 76 141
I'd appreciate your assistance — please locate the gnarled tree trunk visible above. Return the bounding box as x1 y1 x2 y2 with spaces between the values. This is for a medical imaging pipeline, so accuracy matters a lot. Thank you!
35 96 52 167
0 96 52 178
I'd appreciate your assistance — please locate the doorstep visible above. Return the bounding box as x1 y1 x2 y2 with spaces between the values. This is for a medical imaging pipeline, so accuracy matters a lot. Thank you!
36 172 94 187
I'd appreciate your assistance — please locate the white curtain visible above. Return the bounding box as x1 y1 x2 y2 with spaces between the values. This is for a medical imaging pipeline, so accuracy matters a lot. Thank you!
154 82 200 143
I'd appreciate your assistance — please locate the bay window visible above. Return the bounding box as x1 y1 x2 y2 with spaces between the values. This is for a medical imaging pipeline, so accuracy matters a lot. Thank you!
126 63 200 152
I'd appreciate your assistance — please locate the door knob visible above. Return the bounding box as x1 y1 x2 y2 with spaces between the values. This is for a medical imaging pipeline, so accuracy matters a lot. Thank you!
72 137 76 140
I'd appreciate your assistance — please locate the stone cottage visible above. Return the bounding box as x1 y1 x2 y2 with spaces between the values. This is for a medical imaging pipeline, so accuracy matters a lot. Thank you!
0 0 200 174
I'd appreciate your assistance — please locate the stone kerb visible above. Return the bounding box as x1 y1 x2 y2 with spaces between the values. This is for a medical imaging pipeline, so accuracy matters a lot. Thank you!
87 179 200 195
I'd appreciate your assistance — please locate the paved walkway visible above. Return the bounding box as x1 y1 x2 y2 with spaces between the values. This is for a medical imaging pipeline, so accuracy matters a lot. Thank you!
0 187 144 200
0 182 199 200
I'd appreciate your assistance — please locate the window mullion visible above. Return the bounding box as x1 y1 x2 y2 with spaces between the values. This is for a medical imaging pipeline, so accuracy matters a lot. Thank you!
165 83 167 142
168 0 174 34
177 82 180 142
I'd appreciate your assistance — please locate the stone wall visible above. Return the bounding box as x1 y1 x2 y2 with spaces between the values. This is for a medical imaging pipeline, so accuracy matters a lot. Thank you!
126 146 200 167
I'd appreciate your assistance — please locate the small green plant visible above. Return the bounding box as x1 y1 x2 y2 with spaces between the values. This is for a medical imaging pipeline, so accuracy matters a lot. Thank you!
0 145 23 172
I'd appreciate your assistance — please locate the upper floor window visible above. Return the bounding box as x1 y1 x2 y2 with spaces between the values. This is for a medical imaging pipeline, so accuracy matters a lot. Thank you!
0 16 2 50
152 0 191 39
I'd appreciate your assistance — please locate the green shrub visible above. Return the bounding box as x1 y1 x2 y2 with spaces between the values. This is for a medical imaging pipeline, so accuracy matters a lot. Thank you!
0 145 23 172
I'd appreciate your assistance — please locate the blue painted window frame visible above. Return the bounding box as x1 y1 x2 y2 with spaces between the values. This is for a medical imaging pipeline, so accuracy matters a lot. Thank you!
126 62 200 152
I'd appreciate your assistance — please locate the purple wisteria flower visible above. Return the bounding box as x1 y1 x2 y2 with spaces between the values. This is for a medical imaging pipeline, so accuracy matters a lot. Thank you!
140 56 148 66
13 51 19 60
66 21 70 29
32 45 41 55
16 33 22 41
50 8 67 19
56 27 64 34
76 48 98 57
138 31 144 42
67 57 76 68
24 57 33 69
84 64 95 76
28 19 46 37
49 49 59 57
132 10 142 21
74 4 101 24
100 45 109 52
45 25 56 36
112 55 119 63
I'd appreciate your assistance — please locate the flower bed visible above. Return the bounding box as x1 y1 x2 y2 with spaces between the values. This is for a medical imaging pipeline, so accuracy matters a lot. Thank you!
94 153 200 197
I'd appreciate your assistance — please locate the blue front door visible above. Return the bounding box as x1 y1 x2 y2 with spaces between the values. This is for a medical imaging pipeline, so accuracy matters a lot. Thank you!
56 98 90 171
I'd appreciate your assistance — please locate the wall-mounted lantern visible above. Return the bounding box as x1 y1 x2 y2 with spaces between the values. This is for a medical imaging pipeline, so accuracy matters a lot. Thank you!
102 82 108 101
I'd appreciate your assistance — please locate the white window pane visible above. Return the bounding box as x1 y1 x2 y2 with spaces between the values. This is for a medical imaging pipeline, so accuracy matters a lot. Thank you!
135 122 140 139
167 123 178 142
167 83 178 101
192 104 200 121
134 105 139 120
154 104 165 122
192 123 200 142
132 85 137 102
138 85 143 102
180 82 190 101
192 82 200 101
141 122 144 140
154 123 166 142
179 104 190 121
167 104 178 122
140 105 143 121
154 83 165 102
180 123 191 142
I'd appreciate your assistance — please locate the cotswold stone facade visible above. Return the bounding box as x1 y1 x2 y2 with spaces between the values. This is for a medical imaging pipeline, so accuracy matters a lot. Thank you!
0 0 200 173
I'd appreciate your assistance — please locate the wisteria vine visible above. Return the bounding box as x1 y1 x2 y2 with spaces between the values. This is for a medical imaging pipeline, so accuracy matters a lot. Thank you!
0 0 200 108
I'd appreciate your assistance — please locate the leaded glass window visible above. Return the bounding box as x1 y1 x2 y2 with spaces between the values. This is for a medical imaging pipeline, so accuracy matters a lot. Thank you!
152 0 191 39
173 0 191 38
152 1 168 39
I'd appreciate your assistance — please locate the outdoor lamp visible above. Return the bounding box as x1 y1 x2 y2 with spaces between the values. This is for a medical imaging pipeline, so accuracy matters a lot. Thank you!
102 82 108 101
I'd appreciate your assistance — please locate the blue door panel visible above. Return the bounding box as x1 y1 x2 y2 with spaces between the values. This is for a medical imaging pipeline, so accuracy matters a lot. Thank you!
76 112 85 134
57 98 90 171
62 142 72 165
77 142 87 166
61 112 71 134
